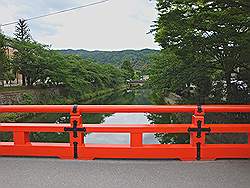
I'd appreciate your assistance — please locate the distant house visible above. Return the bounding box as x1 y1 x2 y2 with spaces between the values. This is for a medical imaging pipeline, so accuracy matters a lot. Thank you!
5 46 15 57
2 47 23 86
142 75 149 81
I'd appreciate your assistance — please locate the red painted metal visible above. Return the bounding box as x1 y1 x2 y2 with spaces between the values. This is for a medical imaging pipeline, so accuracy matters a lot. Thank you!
0 104 250 160
203 105 250 113
0 105 197 113
1 104 249 113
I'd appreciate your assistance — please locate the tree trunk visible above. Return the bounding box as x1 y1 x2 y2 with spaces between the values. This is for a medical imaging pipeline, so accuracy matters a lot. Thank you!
16 73 19 85
225 72 233 102
22 74 26 86
27 76 33 86
27 76 31 86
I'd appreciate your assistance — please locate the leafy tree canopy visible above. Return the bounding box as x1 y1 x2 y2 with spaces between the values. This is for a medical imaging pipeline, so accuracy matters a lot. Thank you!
121 60 135 80
150 0 250 103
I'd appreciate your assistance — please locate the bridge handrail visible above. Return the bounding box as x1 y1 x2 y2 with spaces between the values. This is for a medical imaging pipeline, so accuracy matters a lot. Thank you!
0 104 250 113
1 123 250 133
0 104 249 160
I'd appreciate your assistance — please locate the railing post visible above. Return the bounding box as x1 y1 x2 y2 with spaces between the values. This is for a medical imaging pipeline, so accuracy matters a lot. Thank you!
130 132 142 147
13 132 30 145
69 113 83 146
69 105 84 159
190 106 205 160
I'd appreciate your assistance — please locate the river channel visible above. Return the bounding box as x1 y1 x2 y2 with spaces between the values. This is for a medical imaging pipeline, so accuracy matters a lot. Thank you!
18 89 248 144
21 89 162 144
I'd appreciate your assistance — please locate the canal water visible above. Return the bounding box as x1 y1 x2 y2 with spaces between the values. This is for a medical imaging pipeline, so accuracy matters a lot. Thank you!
85 89 160 144
21 89 161 144
17 89 248 144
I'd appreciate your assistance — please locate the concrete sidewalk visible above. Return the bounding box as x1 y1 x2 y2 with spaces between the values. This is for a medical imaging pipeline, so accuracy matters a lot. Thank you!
0 158 249 188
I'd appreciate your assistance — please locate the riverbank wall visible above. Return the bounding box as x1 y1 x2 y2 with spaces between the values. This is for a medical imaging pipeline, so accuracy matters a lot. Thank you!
0 87 61 105
0 86 125 122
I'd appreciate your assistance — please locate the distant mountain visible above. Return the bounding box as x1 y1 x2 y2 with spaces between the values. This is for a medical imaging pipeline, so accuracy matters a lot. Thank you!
57 49 159 70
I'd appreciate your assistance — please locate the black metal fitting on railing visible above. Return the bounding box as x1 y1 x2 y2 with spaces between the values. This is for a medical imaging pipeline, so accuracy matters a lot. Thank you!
73 142 78 159
72 104 78 114
196 142 201 160
64 120 86 138
188 120 211 138
197 104 202 113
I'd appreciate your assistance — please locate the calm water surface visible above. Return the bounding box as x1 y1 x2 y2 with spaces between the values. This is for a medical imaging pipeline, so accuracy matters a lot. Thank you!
22 89 160 144
19 89 248 144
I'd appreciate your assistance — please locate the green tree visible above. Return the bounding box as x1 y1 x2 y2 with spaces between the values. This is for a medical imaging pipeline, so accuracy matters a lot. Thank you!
149 50 187 96
0 34 14 86
0 33 7 86
12 40 50 86
40 52 124 99
14 19 31 41
121 60 135 80
153 0 250 103
13 19 32 85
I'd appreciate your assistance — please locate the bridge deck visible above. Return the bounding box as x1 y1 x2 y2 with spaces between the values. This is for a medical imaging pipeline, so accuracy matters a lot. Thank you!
0 158 249 188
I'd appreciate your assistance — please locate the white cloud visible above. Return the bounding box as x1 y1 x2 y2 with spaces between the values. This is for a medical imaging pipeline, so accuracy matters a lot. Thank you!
0 0 159 50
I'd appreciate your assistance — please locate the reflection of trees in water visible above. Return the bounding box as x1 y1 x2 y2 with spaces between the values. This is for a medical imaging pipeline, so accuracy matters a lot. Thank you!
150 93 249 144
93 89 152 105
0 132 13 142
14 89 138 143
205 112 249 144
149 112 249 144
206 112 250 124
29 113 112 143
2 89 248 144
147 113 190 144
86 89 136 105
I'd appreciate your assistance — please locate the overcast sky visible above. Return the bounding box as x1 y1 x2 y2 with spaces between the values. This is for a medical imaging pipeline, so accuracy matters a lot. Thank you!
0 0 159 50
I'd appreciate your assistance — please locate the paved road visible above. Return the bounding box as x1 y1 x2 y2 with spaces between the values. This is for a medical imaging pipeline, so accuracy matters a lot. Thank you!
0 158 249 188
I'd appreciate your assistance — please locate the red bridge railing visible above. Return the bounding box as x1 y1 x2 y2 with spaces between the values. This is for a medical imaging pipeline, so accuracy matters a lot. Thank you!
0 105 250 160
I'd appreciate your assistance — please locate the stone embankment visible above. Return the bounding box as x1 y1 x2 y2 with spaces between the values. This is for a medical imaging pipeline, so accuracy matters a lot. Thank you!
0 88 61 105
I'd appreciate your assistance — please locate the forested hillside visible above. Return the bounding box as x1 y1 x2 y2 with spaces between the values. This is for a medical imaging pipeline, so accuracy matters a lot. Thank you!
58 49 158 70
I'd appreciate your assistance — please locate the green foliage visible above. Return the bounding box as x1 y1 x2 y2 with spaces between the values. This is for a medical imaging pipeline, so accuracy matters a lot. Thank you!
47 54 125 99
149 50 186 95
121 60 135 80
1 21 125 99
0 34 15 86
0 34 7 84
151 0 250 103
147 113 190 144
0 34 6 83
12 40 51 86
14 19 31 41
1 36 125 99
149 0 250 144
22 93 34 104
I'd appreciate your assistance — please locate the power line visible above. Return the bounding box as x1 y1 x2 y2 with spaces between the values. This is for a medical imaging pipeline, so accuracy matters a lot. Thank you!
1 0 109 27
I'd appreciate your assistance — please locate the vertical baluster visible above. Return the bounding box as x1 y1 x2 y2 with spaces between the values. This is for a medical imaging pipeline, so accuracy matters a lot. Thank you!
130 132 143 147
13 132 30 145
